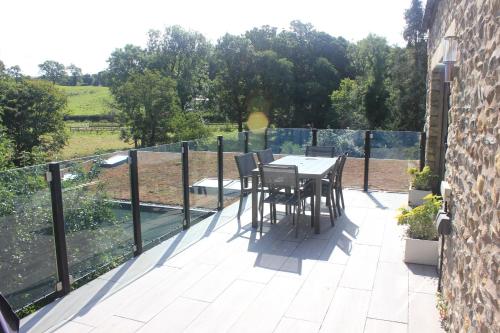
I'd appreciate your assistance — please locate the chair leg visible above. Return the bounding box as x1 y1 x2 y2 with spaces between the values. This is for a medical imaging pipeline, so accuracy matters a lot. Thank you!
237 193 244 218
334 188 341 216
293 205 298 238
328 196 335 227
331 190 338 218
340 186 345 209
310 196 315 227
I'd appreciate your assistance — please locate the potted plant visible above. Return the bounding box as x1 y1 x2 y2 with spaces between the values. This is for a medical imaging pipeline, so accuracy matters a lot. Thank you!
408 166 436 207
397 194 441 266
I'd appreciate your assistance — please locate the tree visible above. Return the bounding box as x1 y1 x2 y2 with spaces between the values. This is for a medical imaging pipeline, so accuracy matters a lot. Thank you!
113 70 182 147
349 34 391 128
0 127 13 170
38 60 66 84
82 73 93 85
146 26 211 111
214 34 257 132
5 66 22 81
66 64 82 86
404 0 425 47
0 78 67 165
328 78 368 129
107 45 147 93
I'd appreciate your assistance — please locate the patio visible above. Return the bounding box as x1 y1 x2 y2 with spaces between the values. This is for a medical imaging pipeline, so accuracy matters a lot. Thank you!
20 189 443 333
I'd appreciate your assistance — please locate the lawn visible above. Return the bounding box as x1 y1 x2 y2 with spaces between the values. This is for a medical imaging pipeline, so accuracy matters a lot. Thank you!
57 131 134 160
57 85 114 116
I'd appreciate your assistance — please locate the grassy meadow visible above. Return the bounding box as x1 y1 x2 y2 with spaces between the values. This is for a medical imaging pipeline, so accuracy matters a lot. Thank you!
58 85 114 116
57 131 134 160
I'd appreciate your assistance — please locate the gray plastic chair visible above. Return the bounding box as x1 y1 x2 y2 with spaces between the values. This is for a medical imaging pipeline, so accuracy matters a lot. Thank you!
0 293 19 333
234 153 257 218
305 146 336 157
258 164 305 237
334 153 348 214
302 158 340 226
256 149 275 165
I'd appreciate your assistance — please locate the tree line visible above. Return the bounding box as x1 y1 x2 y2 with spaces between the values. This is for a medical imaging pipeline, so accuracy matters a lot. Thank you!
105 0 426 137
0 0 427 167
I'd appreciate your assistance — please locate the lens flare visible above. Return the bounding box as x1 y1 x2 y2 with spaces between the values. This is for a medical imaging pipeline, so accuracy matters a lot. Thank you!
247 112 269 130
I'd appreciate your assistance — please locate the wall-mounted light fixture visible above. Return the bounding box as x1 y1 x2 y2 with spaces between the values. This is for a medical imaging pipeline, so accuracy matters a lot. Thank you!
443 36 458 82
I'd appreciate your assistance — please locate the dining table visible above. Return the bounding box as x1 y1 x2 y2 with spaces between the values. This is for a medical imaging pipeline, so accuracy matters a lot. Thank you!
251 155 339 234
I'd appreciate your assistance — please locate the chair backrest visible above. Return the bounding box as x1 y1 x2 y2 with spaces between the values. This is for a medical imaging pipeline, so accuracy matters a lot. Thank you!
305 146 335 157
336 153 348 185
0 293 19 333
259 164 299 191
329 158 341 186
234 153 257 179
256 149 274 165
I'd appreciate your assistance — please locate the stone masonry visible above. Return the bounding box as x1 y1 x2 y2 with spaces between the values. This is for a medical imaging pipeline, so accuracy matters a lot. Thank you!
424 0 499 332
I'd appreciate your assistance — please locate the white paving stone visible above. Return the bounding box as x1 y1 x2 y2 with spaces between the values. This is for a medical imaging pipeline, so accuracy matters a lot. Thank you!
286 262 344 323
409 292 444 333
368 261 409 323
274 317 321 333
319 287 371 333
184 280 265 333
363 318 407 333
228 276 304 333
136 297 209 333
339 244 380 290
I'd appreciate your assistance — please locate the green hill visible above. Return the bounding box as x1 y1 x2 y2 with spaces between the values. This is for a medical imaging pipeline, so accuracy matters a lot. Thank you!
57 85 113 116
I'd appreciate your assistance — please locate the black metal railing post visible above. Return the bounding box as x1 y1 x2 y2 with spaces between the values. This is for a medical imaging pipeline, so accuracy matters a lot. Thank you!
264 128 268 149
217 136 224 211
48 162 71 297
181 141 190 229
243 131 249 153
312 128 318 146
420 131 426 171
129 149 142 255
363 130 371 192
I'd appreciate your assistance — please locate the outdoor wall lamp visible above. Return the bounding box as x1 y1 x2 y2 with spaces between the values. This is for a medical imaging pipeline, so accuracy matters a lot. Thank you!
443 35 458 82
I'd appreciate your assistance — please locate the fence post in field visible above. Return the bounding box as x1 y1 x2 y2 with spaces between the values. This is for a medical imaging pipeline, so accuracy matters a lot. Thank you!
312 128 318 146
264 128 268 150
217 136 224 211
48 162 71 297
129 149 142 255
243 131 249 153
419 131 426 171
363 131 371 192
181 141 191 229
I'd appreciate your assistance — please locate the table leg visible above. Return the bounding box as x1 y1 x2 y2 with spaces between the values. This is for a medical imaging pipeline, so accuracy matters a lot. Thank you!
314 176 321 234
251 172 258 228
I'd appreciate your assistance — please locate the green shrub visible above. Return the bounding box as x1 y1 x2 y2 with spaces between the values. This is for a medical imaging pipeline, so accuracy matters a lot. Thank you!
408 165 436 190
397 194 441 240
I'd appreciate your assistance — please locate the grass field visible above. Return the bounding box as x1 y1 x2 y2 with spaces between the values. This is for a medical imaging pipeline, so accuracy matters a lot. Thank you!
57 85 113 116
57 131 134 160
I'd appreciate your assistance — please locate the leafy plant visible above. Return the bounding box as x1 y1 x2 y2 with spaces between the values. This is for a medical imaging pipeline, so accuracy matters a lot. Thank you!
436 292 450 331
397 194 441 240
280 141 303 155
408 165 436 190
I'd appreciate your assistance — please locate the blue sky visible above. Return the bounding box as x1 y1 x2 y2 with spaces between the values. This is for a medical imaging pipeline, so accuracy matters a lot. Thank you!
0 0 419 76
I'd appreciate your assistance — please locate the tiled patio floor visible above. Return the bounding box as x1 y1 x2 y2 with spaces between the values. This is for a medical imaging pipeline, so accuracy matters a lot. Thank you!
21 190 443 333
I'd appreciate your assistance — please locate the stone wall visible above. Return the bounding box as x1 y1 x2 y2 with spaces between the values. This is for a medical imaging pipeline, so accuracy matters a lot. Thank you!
425 0 499 332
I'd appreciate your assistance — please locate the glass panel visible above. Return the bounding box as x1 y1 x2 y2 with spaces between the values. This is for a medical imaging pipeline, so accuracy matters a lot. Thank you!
369 131 420 192
247 129 265 152
318 129 365 189
137 143 184 247
61 152 134 282
266 128 312 155
188 139 218 221
0 165 58 310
